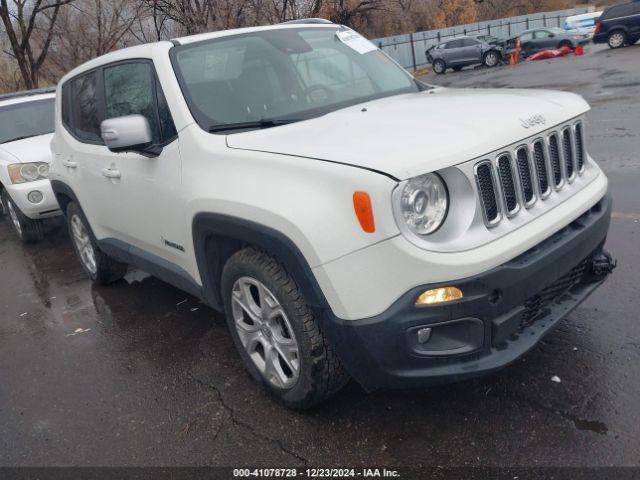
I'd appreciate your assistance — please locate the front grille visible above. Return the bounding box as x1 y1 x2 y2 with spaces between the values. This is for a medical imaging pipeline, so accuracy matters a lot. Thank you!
519 258 590 330
473 118 588 228
516 147 535 205
575 123 585 172
533 140 549 196
548 133 563 187
497 155 518 214
476 162 500 224
563 128 574 179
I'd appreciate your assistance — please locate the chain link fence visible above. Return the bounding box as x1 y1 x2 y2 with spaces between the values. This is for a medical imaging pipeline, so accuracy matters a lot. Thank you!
372 6 597 70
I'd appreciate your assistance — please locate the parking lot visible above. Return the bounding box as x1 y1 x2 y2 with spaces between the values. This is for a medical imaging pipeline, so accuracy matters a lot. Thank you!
1 43 640 471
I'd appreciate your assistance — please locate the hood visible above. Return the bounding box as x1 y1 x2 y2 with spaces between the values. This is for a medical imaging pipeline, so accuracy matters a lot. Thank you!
226 88 590 180
0 133 54 164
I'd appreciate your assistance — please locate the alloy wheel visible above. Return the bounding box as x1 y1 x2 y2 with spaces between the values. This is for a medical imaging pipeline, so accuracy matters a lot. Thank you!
70 214 97 275
231 276 300 389
609 33 624 48
485 52 498 67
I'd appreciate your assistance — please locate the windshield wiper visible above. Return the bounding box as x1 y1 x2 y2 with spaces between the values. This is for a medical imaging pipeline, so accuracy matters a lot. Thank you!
208 118 301 133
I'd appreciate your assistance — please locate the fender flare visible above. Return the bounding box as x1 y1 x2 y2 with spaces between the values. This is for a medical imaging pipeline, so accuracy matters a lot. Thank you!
192 213 330 312
50 179 79 215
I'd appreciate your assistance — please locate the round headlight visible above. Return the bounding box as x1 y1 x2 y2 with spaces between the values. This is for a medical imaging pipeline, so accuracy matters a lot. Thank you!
37 163 50 177
20 164 39 182
399 173 448 235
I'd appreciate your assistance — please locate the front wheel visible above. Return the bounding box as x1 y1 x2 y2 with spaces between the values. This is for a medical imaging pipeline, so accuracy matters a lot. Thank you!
483 50 500 67
1 189 44 243
608 31 627 49
432 59 446 75
558 40 573 50
66 202 127 284
221 248 349 409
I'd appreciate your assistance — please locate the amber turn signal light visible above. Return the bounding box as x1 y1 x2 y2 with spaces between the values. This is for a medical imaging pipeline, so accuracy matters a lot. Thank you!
353 191 375 233
415 287 463 306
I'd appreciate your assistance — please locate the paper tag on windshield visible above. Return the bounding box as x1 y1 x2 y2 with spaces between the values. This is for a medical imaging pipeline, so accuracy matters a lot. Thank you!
336 29 377 54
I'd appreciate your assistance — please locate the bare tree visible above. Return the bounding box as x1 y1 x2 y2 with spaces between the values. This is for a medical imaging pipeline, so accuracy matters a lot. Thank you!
0 0 73 88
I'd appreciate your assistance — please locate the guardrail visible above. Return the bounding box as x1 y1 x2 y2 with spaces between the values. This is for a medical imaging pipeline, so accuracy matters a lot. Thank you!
372 6 596 70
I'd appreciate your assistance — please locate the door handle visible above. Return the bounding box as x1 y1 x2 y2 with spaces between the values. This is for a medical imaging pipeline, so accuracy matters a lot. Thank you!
62 159 78 169
101 168 121 179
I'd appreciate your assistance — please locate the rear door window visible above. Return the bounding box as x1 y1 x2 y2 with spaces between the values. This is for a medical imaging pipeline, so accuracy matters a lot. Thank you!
70 71 103 143
446 40 464 49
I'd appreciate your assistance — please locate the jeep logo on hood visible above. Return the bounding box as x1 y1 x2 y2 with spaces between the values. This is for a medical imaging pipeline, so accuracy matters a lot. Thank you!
520 114 547 129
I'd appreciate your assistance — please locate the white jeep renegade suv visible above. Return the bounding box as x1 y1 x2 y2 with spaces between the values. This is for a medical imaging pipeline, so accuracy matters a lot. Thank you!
0 88 61 242
50 22 615 408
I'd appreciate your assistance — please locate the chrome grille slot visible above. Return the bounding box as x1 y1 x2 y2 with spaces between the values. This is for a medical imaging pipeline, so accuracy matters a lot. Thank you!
532 140 550 198
475 161 501 226
562 128 575 180
471 118 588 230
516 147 535 206
575 122 585 173
548 133 563 188
497 154 519 216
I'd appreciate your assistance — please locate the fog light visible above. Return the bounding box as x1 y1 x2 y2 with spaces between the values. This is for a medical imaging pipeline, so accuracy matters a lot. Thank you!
415 286 463 306
27 190 43 204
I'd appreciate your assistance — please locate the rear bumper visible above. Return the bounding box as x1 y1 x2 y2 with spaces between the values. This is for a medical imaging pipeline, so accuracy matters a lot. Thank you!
320 194 614 391
5 180 61 219
592 33 608 44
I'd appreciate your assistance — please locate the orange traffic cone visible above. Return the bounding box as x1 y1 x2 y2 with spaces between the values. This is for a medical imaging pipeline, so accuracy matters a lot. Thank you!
575 45 584 56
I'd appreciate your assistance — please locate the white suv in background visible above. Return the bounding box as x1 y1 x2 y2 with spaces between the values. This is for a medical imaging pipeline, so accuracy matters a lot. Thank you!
0 88 61 243
50 22 615 409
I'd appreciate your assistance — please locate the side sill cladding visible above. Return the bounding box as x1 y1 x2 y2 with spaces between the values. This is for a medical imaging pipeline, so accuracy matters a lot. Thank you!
192 213 330 312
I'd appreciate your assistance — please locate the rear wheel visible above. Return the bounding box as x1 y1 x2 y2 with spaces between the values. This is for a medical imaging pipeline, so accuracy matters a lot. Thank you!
221 248 349 409
1 189 44 243
483 50 500 67
66 202 127 284
432 59 446 75
608 31 627 49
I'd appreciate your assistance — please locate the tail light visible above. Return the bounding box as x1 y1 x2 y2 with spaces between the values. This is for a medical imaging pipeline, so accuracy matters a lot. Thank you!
595 21 602 34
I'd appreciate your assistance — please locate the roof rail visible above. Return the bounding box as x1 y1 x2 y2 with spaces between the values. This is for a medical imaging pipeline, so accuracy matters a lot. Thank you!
0 86 56 102
281 18 333 25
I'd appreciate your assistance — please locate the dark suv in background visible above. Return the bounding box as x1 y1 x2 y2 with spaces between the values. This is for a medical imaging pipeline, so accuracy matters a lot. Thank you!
593 1 640 48
427 36 502 74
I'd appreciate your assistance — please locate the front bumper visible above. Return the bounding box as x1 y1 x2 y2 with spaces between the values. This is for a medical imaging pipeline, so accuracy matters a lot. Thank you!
5 179 61 219
320 194 614 391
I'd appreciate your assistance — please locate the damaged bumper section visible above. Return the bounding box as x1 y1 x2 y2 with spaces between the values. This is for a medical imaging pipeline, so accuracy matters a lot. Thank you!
321 194 615 391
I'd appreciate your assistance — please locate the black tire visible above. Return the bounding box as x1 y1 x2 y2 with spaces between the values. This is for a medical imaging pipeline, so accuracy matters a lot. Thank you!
608 30 627 49
558 40 573 50
221 247 349 409
483 50 500 68
432 59 446 75
66 202 127 285
1 189 45 243
452 66 463 72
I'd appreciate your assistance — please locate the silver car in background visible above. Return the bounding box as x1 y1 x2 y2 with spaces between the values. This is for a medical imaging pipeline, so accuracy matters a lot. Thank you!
427 36 503 74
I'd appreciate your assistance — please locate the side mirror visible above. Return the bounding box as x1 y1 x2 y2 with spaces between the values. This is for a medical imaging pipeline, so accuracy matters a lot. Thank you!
100 115 162 157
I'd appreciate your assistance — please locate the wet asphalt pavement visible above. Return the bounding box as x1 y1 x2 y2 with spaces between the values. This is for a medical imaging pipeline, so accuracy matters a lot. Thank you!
1 44 640 470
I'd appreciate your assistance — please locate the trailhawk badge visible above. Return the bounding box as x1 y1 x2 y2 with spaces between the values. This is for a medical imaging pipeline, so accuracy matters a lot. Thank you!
520 114 547 129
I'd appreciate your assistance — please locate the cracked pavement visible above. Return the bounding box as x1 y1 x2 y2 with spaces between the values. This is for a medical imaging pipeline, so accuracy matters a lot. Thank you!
1 43 640 468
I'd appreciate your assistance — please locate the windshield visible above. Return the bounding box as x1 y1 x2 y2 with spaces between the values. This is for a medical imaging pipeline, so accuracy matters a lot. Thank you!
171 27 419 132
0 98 55 144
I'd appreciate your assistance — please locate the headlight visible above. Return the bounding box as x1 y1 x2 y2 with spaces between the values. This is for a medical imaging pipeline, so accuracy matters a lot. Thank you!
397 173 448 235
7 162 49 184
